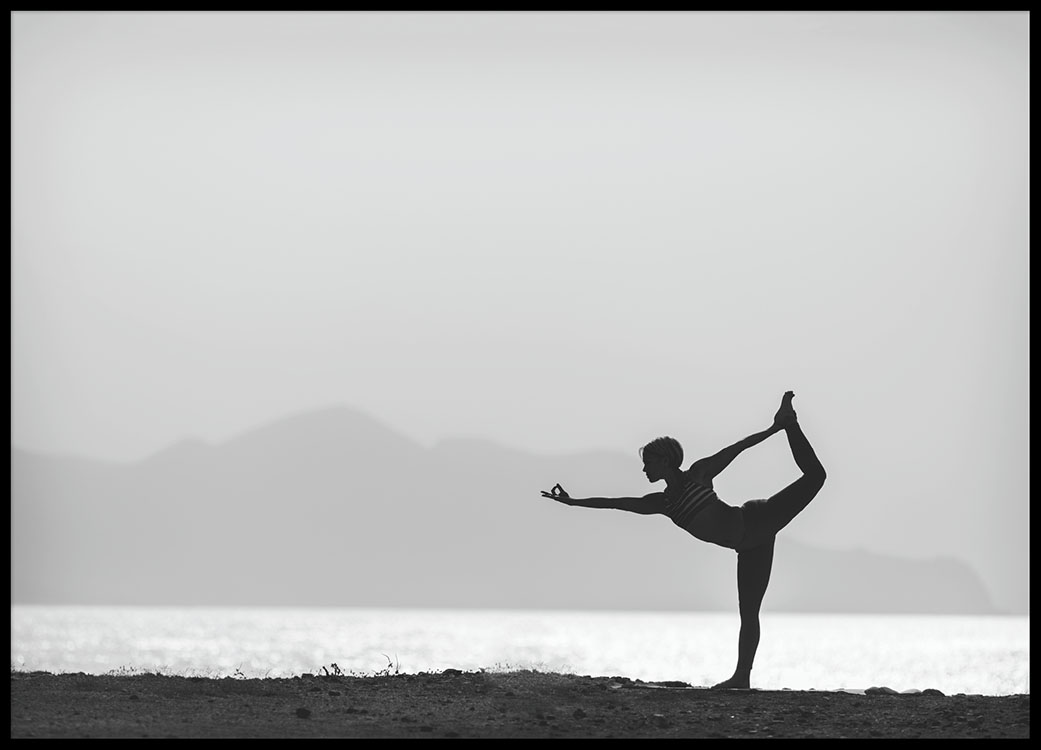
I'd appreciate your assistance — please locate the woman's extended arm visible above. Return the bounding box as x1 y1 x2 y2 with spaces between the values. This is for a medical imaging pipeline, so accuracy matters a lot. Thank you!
540 484 665 515
690 424 782 483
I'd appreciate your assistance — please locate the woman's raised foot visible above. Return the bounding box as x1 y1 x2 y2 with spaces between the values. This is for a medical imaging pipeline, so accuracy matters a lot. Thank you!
773 390 798 428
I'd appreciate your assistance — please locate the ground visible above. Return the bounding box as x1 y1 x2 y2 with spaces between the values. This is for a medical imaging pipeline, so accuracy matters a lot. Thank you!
10 669 1030 739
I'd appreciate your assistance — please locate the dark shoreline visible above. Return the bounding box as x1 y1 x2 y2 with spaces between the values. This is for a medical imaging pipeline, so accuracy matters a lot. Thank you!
10 669 1030 738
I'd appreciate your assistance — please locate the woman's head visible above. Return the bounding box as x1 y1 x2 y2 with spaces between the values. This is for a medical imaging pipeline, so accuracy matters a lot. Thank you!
640 436 683 482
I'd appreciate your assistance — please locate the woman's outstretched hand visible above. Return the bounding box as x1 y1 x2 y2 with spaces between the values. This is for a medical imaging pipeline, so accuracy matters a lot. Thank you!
540 483 570 502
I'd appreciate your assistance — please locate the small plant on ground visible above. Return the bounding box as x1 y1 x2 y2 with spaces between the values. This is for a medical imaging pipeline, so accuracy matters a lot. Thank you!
374 654 401 677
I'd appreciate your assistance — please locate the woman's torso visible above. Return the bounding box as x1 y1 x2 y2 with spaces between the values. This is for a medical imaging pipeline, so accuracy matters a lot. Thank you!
663 470 744 550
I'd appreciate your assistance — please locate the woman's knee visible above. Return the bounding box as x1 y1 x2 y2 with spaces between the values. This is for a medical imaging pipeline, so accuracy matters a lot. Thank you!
738 598 766 619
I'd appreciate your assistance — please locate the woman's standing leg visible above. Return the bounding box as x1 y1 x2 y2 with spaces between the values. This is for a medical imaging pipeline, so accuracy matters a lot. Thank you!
712 537 775 690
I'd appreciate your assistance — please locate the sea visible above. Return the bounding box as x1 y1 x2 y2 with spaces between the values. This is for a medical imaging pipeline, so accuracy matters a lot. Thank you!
10 606 1029 696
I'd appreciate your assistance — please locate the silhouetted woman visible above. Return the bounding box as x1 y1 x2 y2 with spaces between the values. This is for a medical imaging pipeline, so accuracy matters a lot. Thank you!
540 391 826 689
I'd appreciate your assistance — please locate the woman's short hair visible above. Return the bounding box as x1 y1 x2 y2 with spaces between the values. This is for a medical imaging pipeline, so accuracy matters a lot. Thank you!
640 436 683 469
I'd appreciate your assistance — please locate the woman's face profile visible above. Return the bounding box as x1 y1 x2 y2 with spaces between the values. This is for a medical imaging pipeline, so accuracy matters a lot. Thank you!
642 452 666 482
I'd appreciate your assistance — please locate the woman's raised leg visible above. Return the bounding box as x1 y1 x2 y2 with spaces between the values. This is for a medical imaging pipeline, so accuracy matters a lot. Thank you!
759 393 826 537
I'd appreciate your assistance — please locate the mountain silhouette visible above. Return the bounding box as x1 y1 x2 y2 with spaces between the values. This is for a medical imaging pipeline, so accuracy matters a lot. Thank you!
11 405 998 614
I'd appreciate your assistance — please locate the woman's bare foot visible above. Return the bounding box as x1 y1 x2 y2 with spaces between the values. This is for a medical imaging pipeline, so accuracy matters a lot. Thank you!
711 675 751 690
773 390 797 429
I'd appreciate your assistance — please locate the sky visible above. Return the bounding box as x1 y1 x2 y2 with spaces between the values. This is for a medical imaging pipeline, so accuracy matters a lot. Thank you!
11 12 1029 613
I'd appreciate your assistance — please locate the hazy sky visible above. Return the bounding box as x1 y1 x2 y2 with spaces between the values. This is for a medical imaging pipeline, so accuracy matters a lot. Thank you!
11 12 1029 612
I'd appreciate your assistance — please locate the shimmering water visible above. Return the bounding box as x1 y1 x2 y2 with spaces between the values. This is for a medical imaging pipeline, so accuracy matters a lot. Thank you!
10 606 1029 696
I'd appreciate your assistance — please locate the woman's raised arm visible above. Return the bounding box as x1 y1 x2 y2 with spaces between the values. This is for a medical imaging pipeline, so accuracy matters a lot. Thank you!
691 391 797 482
690 425 781 483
